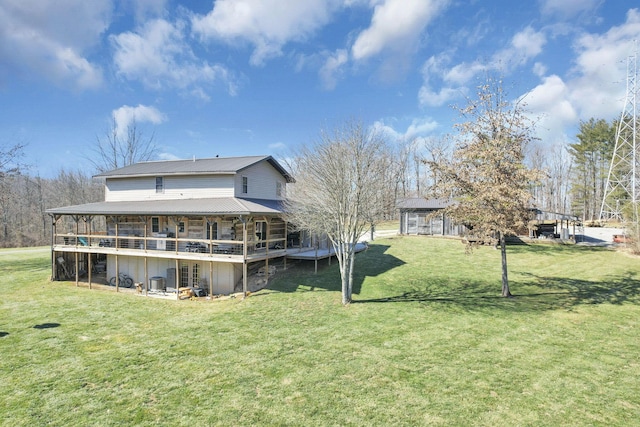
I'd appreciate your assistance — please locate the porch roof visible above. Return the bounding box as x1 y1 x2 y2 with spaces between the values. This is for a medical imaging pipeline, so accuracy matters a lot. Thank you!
46 197 284 216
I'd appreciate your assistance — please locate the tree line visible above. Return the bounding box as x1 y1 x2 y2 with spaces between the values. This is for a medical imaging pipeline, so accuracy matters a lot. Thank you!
0 105 626 250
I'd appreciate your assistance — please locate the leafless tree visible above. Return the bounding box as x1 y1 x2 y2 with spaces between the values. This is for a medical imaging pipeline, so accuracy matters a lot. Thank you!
427 77 541 297
88 118 158 173
284 120 389 305
0 141 26 242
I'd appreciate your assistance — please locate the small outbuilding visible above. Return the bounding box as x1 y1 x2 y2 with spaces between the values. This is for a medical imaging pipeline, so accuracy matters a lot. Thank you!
397 198 465 236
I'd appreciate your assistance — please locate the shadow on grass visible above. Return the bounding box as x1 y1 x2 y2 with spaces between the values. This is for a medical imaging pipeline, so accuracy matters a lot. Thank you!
506 242 610 255
353 272 640 312
268 244 405 294
33 323 61 329
0 332 8 337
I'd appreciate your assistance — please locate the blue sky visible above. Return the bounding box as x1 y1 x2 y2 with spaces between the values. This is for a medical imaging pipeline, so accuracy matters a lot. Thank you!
1 0 639 177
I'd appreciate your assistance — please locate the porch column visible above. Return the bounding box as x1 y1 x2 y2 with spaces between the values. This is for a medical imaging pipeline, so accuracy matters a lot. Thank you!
75 252 79 287
88 252 92 290
86 217 92 289
242 217 248 297
175 259 180 300
50 214 57 281
265 219 270 279
283 220 287 270
144 256 148 296
115 221 119 250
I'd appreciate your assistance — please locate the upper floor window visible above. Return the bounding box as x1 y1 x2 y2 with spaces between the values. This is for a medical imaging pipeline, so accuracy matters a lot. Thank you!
276 181 283 197
151 217 160 233
155 177 164 193
206 221 218 240
242 176 248 194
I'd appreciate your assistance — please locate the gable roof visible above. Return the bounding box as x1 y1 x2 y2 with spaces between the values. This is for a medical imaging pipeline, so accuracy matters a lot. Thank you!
397 198 452 210
94 155 294 183
46 197 284 216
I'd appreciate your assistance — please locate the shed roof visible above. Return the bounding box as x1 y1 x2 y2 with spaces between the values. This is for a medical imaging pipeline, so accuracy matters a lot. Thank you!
46 197 283 216
397 198 452 210
94 155 294 183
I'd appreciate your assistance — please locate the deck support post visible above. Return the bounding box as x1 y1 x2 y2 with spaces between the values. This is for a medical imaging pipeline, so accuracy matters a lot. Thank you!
209 261 213 296
115 254 119 292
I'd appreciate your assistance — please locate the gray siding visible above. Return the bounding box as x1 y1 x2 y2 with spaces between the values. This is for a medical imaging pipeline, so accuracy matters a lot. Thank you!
105 175 235 202
234 162 286 200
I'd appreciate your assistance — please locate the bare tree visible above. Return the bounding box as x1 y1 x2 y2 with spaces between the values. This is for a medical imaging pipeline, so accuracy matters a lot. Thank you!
0 141 26 243
284 120 389 305
428 77 540 297
89 118 158 173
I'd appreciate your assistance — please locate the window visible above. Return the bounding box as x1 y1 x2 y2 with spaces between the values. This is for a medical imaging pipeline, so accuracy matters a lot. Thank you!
206 221 218 240
242 176 248 194
178 221 185 233
155 177 164 193
151 217 160 233
276 182 283 197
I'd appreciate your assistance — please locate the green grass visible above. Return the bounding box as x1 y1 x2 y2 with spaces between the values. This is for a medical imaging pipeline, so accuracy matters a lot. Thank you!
1 238 639 426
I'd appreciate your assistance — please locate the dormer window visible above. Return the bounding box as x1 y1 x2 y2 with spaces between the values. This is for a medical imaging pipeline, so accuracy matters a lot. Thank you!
242 176 248 194
155 177 164 193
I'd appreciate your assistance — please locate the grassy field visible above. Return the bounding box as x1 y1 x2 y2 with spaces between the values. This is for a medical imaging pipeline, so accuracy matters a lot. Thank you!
1 238 639 426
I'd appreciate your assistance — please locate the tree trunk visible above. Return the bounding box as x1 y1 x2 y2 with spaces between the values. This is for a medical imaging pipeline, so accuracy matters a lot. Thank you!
500 232 511 297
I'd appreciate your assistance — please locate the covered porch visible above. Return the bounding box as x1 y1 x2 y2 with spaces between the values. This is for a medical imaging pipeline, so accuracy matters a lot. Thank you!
47 198 313 298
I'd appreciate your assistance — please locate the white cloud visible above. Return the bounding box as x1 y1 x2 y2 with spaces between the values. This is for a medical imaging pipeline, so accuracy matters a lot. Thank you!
319 49 349 90
268 142 287 151
511 26 546 60
419 54 465 106
523 75 578 143
0 0 110 89
539 0 601 19
351 0 449 61
568 9 640 120
418 85 461 107
533 62 547 77
372 117 438 141
444 61 486 85
128 0 168 22
112 104 167 139
192 0 340 66
522 9 640 144
111 18 237 97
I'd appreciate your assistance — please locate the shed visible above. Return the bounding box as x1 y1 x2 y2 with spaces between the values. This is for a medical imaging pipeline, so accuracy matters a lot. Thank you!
397 198 464 236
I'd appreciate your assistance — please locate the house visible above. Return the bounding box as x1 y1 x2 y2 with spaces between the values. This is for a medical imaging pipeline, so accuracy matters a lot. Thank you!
397 198 465 236
46 155 304 297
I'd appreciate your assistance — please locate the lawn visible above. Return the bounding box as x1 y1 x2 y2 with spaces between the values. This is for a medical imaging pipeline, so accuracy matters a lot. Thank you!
1 238 639 426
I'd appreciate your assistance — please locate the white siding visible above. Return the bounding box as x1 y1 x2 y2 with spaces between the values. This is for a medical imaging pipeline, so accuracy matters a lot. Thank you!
234 162 286 200
106 255 238 295
105 175 235 201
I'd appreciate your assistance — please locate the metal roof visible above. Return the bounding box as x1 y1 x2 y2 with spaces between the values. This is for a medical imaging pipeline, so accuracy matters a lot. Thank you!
397 198 452 210
46 197 284 216
94 155 294 183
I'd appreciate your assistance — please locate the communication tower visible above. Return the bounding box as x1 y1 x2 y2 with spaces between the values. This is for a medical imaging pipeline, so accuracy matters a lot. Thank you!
599 49 638 221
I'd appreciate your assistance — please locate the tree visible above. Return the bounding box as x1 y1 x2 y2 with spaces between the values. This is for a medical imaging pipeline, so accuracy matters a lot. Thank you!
89 118 158 173
284 120 389 305
427 78 540 297
568 118 615 222
0 141 26 243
